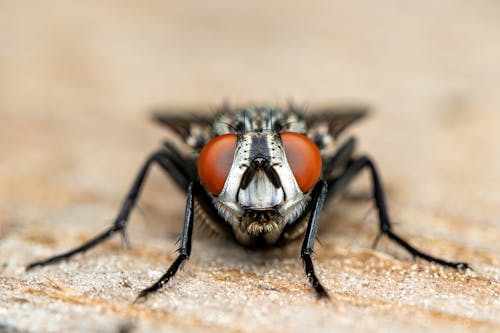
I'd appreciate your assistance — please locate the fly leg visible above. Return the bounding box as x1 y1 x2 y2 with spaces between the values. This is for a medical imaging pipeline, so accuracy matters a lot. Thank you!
27 148 193 270
136 181 195 300
301 180 329 298
325 155 469 269
297 137 356 298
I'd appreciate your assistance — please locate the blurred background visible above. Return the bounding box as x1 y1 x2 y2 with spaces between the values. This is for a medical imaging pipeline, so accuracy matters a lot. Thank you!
1 1 499 332
2 1 499 112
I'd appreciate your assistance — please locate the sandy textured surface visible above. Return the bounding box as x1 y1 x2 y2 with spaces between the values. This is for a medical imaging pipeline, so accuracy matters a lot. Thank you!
1 1 499 332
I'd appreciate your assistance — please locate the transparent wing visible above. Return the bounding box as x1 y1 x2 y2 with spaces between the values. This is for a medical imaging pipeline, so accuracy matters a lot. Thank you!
152 110 213 140
301 105 369 139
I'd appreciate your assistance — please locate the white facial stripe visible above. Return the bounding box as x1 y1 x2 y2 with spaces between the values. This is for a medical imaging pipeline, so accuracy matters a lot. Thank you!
237 170 284 208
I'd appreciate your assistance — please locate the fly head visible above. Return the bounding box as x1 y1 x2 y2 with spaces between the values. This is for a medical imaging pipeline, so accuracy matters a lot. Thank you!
198 107 322 246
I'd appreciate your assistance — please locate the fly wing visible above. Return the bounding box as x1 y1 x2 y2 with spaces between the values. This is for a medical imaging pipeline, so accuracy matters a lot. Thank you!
302 105 369 139
152 110 215 151
152 110 213 139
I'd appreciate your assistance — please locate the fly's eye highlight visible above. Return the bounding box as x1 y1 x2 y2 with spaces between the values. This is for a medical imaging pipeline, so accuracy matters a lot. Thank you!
198 133 237 195
281 132 322 192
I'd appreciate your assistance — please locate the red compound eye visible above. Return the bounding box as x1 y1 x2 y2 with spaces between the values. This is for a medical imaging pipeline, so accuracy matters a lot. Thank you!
198 134 237 195
281 132 322 192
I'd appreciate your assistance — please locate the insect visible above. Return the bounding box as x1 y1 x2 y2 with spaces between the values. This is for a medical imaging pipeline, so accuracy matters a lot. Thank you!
27 105 469 299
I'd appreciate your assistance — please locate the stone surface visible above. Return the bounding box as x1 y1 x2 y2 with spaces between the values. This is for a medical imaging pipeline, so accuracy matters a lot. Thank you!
1 1 499 332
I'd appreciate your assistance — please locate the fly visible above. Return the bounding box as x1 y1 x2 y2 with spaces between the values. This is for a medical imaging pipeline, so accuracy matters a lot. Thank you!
27 105 470 299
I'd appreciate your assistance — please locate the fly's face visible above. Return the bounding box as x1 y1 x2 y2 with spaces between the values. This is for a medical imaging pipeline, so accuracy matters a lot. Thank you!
197 109 322 245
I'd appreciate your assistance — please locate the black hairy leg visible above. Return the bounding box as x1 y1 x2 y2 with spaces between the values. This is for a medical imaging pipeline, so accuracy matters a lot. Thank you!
325 155 470 270
26 148 193 270
301 180 330 298
136 181 196 300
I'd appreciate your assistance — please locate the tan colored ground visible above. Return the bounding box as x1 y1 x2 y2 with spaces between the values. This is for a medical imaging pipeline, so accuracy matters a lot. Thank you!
0 1 499 332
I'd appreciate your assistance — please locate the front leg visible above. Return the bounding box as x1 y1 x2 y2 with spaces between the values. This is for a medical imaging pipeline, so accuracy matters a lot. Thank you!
301 180 329 298
136 181 195 300
327 155 470 270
